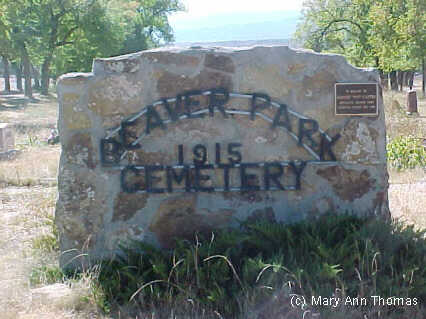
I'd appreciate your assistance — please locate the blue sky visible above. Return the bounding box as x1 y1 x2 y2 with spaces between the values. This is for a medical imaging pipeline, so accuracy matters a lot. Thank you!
168 0 304 43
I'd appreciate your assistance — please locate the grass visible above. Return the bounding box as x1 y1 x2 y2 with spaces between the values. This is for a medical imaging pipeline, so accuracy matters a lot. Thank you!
0 145 59 187
27 213 426 318
0 93 60 187
32 213 59 253
24 188 104 317
383 88 426 140
47 214 424 318
30 265 65 286
0 92 105 318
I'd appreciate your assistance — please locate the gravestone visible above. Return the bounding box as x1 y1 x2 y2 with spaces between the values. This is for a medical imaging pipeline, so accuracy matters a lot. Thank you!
56 45 389 269
0 123 15 153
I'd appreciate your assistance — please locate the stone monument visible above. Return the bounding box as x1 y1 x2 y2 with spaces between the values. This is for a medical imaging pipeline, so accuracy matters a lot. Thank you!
56 45 389 268
0 123 15 155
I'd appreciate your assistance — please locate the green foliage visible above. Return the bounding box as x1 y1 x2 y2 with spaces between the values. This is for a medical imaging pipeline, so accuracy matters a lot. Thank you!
296 0 425 71
53 1 128 76
0 2 12 55
32 208 59 253
1 0 184 92
368 0 426 72
295 0 376 67
87 214 426 317
387 136 426 170
118 0 184 55
30 265 65 285
32 232 59 253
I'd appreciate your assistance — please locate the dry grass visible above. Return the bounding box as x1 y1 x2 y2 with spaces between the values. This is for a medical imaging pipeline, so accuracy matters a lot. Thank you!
383 79 426 230
0 93 60 186
388 166 426 230
0 186 105 319
0 146 60 186
0 145 60 186
0 93 58 147
0 94 104 318
383 86 426 140
0 93 58 125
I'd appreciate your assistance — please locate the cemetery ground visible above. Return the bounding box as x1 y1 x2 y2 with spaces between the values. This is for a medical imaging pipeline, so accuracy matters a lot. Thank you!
0 84 425 318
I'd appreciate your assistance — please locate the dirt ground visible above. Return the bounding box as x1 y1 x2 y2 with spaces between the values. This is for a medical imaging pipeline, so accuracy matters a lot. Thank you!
0 79 425 318
0 94 100 318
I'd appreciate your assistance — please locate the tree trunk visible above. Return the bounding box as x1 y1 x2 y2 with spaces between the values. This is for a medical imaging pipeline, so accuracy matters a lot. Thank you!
379 70 388 89
402 71 407 88
16 63 23 92
41 55 52 95
408 71 414 90
403 71 410 86
21 46 32 98
397 70 404 91
390 71 398 91
2 55 11 92
423 57 425 98
32 64 40 90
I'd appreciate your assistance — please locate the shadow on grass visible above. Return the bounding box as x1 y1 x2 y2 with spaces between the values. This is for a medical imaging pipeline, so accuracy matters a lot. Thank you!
54 213 426 318
0 92 56 110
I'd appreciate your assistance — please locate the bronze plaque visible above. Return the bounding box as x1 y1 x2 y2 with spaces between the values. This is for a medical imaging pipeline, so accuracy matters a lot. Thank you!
335 83 378 116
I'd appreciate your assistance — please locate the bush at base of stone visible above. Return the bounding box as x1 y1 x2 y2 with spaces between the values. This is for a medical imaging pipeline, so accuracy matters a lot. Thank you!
77 214 426 318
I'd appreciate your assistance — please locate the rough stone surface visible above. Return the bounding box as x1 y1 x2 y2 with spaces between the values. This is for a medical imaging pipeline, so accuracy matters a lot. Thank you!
155 69 233 97
112 193 148 222
63 132 96 169
149 195 235 248
56 45 389 268
62 93 92 131
316 166 375 202
205 53 235 73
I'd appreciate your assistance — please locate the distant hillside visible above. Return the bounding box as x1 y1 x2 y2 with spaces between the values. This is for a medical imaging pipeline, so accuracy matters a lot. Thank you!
170 39 291 48
171 10 301 43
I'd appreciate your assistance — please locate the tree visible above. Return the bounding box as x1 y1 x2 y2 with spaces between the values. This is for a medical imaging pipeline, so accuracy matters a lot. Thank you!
53 0 129 76
297 0 425 93
37 0 78 94
118 0 184 54
34 0 122 94
399 0 426 96
296 0 377 67
1 55 11 92
0 1 13 92
368 0 425 92
52 0 183 75
1 0 184 95
6 0 40 98
369 1 415 71
14 62 24 92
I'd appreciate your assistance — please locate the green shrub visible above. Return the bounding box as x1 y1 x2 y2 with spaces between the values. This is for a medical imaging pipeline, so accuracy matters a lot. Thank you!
387 136 426 170
32 213 59 253
89 214 426 317
30 265 65 285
